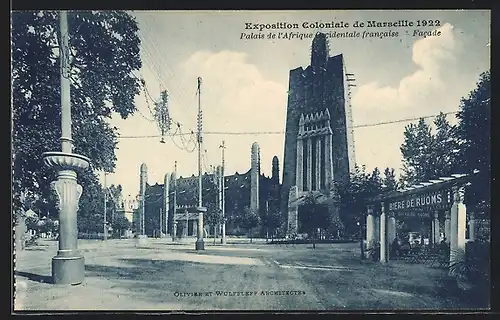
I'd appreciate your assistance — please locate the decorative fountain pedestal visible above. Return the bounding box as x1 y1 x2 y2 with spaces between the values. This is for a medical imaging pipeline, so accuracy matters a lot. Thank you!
43 151 90 285
195 206 206 250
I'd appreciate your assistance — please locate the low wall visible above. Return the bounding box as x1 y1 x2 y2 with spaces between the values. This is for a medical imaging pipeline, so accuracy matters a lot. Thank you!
267 239 357 245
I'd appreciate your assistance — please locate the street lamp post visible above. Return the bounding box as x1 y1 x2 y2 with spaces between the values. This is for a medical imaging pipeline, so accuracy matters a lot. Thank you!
42 10 90 285
219 140 226 245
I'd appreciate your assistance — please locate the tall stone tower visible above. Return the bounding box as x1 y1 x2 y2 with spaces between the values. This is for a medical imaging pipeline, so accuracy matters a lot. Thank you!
250 142 260 214
163 173 170 235
272 156 280 184
281 32 356 235
139 163 148 235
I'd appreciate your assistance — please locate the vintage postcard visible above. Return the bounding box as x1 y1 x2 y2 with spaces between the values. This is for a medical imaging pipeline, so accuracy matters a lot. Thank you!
12 10 490 312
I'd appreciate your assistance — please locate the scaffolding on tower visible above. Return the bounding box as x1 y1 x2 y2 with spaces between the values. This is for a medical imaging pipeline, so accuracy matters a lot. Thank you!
345 69 357 172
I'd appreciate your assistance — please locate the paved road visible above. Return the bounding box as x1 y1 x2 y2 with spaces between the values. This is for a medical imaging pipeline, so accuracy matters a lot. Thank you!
14 238 472 311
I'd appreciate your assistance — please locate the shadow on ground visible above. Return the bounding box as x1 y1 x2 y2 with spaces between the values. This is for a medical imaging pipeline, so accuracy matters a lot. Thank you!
15 271 52 284
84 257 270 308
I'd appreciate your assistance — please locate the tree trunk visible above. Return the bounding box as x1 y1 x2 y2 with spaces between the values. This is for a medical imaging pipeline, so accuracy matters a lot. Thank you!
312 229 316 249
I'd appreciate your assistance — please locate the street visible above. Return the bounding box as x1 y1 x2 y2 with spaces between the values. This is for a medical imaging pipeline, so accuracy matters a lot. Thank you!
14 238 475 311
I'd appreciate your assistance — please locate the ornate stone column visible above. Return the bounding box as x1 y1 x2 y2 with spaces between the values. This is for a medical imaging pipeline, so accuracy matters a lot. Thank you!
388 211 396 244
449 185 466 272
366 205 375 249
380 204 387 263
434 211 440 245
456 187 467 250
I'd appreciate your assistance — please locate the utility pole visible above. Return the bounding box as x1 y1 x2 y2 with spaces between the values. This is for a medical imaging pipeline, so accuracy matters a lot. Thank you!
159 208 162 238
219 140 226 245
217 165 222 242
173 161 177 241
103 172 107 241
195 77 206 250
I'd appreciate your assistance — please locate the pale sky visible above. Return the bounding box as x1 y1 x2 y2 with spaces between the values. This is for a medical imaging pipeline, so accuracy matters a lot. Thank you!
101 10 490 199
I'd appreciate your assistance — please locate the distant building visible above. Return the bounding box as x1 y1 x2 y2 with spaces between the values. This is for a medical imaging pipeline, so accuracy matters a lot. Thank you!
116 194 137 225
139 143 282 237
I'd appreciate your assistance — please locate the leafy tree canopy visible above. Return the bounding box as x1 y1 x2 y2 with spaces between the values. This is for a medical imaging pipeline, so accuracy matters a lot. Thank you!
262 207 284 237
456 71 491 209
399 71 490 210
204 201 222 228
298 193 330 235
12 11 142 223
400 112 461 186
112 214 131 234
336 165 397 235
235 206 261 236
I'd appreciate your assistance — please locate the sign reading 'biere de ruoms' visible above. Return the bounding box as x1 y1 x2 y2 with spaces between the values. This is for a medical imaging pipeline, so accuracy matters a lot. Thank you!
388 190 451 213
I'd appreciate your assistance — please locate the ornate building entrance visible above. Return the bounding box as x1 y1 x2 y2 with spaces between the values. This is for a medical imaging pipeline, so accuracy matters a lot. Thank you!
365 172 483 273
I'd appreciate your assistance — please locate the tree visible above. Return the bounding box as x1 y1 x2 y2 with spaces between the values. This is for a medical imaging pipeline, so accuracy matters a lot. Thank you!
25 216 40 234
369 167 382 188
328 215 345 239
112 214 131 238
39 218 58 235
12 11 142 225
456 71 491 211
299 193 330 248
204 201 222 245
433 112 461 176
337 164 383 237
106 184 123 224
382 167 398 192
262 207 284 241
400 113 461 186
400 119 434 184
237 206 261 243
